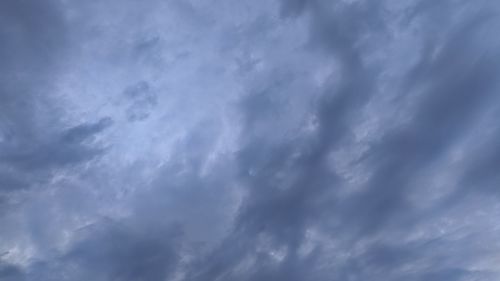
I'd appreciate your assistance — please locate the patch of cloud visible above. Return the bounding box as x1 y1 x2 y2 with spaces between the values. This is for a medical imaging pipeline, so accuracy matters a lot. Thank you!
122 81 158 122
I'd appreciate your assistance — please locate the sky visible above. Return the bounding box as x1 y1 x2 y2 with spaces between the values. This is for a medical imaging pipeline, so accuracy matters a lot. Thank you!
1 0 500 280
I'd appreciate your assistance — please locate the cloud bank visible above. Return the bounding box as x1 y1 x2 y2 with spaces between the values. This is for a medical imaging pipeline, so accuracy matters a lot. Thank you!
1 0 500 280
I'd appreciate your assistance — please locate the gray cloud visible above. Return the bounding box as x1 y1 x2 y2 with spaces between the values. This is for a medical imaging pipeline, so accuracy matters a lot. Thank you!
1 0 500 280
0 0 111 211
123 81 158 122
182 1 500 281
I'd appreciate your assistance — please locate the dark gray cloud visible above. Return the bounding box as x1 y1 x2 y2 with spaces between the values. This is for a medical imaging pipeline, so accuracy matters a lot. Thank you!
1 0 500 280
0 0 111 211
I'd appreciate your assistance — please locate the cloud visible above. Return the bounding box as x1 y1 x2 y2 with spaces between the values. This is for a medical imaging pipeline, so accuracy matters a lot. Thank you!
1 0 500 281
122 81 158 122
0 0 112 212
181 1 500 280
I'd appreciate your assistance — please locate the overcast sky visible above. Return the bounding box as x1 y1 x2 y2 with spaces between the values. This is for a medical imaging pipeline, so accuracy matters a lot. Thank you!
1 0 500 280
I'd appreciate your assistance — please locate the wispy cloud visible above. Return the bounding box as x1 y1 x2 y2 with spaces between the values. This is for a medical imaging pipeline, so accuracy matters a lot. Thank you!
1 1 499 280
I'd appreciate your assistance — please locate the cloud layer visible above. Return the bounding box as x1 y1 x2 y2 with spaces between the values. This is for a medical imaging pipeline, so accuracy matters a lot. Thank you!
1 0 500 280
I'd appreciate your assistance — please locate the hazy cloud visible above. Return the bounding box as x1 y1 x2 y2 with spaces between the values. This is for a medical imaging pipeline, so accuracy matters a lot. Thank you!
1 0 500 280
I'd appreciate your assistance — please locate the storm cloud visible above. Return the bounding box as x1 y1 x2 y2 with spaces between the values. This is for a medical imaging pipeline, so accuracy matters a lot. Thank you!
1 0 500 280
